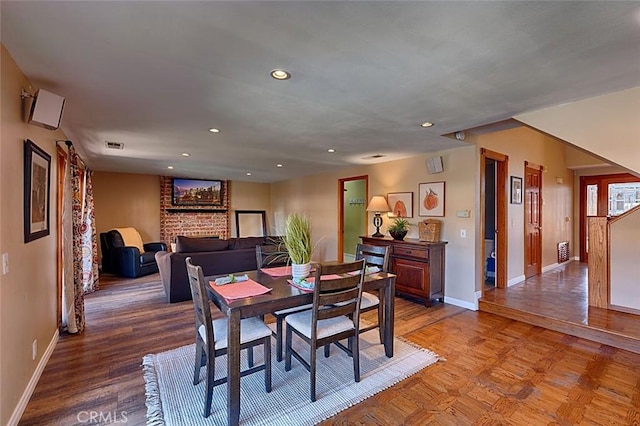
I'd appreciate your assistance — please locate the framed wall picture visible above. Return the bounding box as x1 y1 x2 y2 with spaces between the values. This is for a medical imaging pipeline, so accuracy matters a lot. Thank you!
387 192 413 218
418 181 445 217
171 178 223 206
511 176 523 204
24 139 51 242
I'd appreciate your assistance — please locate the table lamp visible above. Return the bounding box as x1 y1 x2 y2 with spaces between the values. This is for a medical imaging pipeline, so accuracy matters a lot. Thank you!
366 195 391 237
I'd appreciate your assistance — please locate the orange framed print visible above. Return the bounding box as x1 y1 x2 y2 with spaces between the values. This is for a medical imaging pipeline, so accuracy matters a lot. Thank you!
387 192 413 218
418 181 445 217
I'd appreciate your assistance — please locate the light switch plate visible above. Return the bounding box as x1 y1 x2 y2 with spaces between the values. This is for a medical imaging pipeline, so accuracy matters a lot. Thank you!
456 210 471 218
2 253 8 275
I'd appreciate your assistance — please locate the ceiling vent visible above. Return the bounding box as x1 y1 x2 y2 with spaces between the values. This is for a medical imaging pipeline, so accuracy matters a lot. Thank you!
362 154 385 160
105 141 124 150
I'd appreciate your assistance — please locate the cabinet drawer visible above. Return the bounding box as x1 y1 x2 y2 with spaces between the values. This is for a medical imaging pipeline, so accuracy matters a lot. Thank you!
393 246 428 260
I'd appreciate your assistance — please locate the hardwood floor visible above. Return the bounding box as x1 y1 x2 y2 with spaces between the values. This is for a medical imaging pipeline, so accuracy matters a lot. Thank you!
19 271 640 425
480 261 640 354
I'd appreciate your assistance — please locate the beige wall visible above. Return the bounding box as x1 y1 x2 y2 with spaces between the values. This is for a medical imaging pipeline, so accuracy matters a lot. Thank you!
471 126 574 283
229 181 273 236
269 125 574 310
93 171 161 258
271 145 478 308
92 174 273 252
1 45 65 425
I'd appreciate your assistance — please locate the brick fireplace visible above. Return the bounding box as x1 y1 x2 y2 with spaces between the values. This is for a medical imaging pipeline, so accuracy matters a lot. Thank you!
159 176 230 247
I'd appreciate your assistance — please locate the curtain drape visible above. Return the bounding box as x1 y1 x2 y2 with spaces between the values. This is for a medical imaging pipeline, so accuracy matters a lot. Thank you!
65 144 99 333
60 148 77 333
81 169 99 293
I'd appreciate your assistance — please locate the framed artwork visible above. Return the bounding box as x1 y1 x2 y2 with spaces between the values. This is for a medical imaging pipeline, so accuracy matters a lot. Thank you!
171 178 223 206
510 176 523 204
418 181 445 217
387 192 413 218
24 139 51 242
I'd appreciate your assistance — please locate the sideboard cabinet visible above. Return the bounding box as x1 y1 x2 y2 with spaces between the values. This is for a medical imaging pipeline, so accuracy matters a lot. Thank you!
361 236 447 306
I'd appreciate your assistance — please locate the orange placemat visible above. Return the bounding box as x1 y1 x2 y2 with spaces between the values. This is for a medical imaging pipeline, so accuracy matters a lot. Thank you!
260 266 292 277
209 279 272 300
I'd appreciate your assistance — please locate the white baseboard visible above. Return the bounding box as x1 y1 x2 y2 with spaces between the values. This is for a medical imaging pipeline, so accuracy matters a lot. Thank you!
508 275 525 287
542 262 561 273
444 295 477 311
8 329 59 426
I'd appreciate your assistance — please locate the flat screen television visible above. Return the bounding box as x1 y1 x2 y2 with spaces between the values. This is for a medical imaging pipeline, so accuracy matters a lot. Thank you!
171 178 223 206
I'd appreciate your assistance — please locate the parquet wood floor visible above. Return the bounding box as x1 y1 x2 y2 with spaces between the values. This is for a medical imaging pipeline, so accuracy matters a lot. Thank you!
19 271 640 425
480 261 640 354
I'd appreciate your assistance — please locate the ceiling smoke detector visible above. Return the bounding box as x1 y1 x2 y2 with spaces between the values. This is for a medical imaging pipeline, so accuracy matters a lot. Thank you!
105 141 124 150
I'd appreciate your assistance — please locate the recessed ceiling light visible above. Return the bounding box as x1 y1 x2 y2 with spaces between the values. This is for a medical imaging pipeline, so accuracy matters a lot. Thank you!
270 69 291 80
327 148 336 153
276 164 283 168
421 122 434 128
167 166 174 170
246 172 252 176
209 128 220 133
181 153 190 157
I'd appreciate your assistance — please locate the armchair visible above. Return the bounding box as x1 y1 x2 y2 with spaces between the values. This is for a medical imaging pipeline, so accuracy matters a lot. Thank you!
100 228 166 278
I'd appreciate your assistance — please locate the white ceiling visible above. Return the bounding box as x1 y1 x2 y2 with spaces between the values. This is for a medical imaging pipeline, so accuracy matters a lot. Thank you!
2 1 639 183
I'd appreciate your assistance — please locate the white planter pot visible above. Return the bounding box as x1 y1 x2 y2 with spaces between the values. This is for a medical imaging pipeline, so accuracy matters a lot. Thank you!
291 263 312 280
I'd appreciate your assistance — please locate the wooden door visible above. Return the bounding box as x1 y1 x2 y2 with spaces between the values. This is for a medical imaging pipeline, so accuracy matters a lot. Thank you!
480 148 508 291
524 162 542 278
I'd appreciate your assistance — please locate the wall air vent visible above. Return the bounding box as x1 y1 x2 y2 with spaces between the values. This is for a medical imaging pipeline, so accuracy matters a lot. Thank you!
105 141 124 150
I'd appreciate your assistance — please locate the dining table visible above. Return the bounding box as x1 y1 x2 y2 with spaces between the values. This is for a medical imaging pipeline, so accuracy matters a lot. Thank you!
205 267 397 426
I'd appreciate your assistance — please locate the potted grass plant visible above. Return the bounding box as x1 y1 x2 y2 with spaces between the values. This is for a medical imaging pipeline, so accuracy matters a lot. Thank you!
282 213 313 280
388 217 411 240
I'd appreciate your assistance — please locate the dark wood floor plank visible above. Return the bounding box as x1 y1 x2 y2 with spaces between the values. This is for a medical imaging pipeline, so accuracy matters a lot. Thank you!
18 269 640 425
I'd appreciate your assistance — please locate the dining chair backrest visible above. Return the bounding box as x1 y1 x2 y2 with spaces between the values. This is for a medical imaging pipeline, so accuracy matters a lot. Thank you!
355 243 390 272
185 257 214 351
311 259 366 337
256 244 290 268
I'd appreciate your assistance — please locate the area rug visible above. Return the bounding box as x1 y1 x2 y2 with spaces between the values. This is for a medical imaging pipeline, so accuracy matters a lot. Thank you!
143 329 440 425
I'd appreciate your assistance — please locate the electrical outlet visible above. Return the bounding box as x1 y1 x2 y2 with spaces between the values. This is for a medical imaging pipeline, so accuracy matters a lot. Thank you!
2 253 8 275
32 340 38 360
460 229 467 238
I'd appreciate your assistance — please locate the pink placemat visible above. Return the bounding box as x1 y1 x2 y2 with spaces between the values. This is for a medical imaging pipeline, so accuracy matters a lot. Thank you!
260 266 292 277
209 279 272 301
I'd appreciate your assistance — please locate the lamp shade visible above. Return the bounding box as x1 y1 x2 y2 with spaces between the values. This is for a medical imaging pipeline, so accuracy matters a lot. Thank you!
366 195 390 213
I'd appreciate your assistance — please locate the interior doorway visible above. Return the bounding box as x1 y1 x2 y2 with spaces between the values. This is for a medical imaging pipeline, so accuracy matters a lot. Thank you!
480 148 508 292
338 176 368 262
524 161 543 278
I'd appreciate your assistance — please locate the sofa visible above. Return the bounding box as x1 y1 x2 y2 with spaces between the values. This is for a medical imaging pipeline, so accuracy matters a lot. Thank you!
100 228 167 278
156 235 282 303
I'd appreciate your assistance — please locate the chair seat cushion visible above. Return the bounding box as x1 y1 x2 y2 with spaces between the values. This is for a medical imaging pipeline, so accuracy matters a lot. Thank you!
274 304 313 316
285 310 355 339
334 291 379 309
198 317 271 350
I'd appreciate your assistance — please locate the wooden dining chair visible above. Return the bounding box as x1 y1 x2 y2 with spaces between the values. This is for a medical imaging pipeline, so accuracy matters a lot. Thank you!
185 257 272 418
284 259 366 402
354 243 390 342
256 244 313 362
